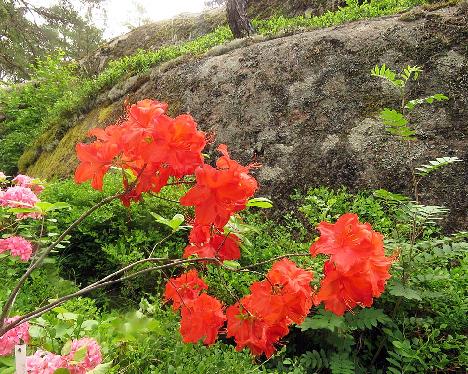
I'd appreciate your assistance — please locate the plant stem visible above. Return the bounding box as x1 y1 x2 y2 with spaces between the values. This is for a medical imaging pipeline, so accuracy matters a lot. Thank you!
0 191 122 328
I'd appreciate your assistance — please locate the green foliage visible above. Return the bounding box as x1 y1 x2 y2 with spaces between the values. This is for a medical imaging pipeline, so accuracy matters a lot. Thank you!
0 52 77 173
329 352 355 374
97 299 264 373
301 309 345 332
415 156 463 177
371 64 422 88
296 186 407 237
379 108 416 139
372 64 450 141
345 308 391 330
405 93 449 110
254 0 426 35
40 175 190 307
0 0 102 80
0 259 78 315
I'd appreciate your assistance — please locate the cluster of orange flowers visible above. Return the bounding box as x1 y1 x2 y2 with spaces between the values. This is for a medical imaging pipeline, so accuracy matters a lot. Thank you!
75 99 396 358
164 260 313 357
310 213 396 316
75 100 206 205
76 99 257 263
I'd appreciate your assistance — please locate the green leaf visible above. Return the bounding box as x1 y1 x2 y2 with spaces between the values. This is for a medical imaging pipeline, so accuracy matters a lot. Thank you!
48 202 71 212
35 202 54 212
246 197 273 209
405 93 448 110
371 64 403 87
53 369 71 374
415 156 462 177
81 319 99 331
0 356 15 367
373 189 409 204
57 312 78 321
401 65 422 81
388 282 422 301
61 340 72 355
345 308 390 330
379 108 415 140
8 207 38 214
72 345 88 363
29 325 46 338
151 213 186 231
87 362 113 374
300 310 345 331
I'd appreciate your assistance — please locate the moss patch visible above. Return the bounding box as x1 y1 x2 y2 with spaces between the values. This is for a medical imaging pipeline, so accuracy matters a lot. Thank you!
25 103 119 179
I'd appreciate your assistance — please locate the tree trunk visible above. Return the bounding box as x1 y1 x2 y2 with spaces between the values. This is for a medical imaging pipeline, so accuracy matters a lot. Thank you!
226 0 254 38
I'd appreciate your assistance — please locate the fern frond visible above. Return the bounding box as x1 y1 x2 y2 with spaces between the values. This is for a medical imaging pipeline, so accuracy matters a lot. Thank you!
400 65 423 81
298 350 329 370
371 64 404 87
345 308 390 330
405 93 449 110
329 352 355 374
373 189 409 205
408 203 449 224
415 156 462 177
300 309 345 332
379 108 415 140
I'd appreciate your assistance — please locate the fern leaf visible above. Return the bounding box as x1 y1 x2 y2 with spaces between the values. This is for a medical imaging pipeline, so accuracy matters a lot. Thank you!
400 65 422 81
300 309 345 332
345 308 390 330
387 281 422 301
373 189 409 205
371 64 403 87
329 352 355 374
379 108 415 140
415 156 462 177
405 93 448 110
408 203 449 224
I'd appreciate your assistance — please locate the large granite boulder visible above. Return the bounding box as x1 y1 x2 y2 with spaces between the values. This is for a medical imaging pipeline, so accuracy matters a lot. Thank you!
26 4 468 229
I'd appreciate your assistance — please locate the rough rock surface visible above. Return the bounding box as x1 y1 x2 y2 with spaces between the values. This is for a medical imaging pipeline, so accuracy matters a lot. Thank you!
82 0 336 75
28 4 468 229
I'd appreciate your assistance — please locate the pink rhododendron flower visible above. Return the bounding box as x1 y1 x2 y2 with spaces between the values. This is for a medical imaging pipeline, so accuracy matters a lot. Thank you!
26 350 67 374
0 186 41 219
12 175 44 194
0 236 33 261
0 317 30 356
67 338 102 374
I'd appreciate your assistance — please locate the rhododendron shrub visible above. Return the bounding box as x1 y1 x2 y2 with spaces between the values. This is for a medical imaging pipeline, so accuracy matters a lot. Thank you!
0 99 395 367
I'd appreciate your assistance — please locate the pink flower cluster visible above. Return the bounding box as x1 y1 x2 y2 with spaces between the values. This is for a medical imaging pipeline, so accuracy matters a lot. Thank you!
26 338 102 374
68 338 103 374
0 236 33 261
0 317 30 356
0 186 41 219
12 174 45 194
25 350 67 374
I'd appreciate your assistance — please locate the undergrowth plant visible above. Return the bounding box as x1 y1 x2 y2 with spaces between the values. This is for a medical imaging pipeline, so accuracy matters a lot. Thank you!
0 53 77 174
369 64 465 372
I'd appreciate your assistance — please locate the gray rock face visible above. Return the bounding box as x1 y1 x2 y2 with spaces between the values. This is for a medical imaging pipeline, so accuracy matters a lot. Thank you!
132 5 467 229
31 4 468 229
